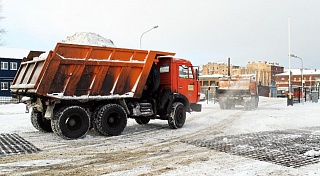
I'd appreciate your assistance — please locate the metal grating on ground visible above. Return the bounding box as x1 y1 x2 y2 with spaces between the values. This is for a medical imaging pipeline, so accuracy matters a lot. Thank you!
0 133 41 156
183 129 320 168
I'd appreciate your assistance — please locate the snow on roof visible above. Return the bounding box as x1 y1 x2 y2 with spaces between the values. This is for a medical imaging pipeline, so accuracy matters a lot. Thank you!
199 74 224 78
276 69 320 76
61 32 116 47
0 47 30 59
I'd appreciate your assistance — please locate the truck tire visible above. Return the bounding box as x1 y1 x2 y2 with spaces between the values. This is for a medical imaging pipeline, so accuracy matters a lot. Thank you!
91 104 104 132
219 103 225 109
244 101 253 111
135 118 150 125
95 104 127 136
219 98 226 109
219 102 225 109
250 98 256 110
51 106 90 139
225 101 232 109
168 102 186 129
31 111 52 132
244 103 249 110
255 97 259 108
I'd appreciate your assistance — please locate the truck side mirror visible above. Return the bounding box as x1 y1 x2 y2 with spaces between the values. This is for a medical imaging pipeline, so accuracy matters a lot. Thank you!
195 68 199 80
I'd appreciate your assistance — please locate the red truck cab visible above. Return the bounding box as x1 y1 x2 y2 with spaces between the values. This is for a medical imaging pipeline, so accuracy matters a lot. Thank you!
158 56 201 112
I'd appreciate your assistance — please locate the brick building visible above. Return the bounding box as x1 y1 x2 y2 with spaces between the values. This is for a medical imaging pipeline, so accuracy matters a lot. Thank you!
275 69 320 94
246 61 284 86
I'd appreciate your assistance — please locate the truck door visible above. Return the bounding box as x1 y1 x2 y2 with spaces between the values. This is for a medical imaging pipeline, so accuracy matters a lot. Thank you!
177 65 199 103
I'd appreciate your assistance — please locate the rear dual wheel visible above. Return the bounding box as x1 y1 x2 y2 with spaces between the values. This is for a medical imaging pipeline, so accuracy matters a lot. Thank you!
31 111 52 132
95 104 127 136
219 101 225 109
51 106 90 139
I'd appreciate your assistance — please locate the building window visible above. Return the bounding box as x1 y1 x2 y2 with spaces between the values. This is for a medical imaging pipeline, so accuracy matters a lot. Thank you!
1 62 8 70
10 62 17 70
1 82 9 90
281 77 285 81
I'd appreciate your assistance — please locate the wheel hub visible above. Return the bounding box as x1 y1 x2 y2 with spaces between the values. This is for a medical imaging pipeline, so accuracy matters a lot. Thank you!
108 117 115 123
68 118 76 126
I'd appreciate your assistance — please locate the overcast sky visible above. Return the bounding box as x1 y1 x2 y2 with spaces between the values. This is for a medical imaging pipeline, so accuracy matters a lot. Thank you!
1 0 320 69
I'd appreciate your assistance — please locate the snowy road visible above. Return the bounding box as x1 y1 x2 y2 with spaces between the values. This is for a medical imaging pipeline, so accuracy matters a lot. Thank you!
0 97 320 175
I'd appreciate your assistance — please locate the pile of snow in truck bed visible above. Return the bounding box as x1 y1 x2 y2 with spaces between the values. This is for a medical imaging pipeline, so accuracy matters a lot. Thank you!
61 32 116 47
33 32 116 61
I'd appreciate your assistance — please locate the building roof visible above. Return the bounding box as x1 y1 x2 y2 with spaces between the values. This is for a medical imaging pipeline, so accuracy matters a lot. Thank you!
0 47 30 59
199 74 224 78
276 69 320 76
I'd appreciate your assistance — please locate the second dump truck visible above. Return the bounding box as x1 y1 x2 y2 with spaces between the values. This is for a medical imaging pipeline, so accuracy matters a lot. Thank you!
11 43 202 139
217 74 259 110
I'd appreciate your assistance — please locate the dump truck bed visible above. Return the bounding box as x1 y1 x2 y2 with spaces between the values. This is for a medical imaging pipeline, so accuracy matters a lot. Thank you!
218 75 257 95
11 43 175 100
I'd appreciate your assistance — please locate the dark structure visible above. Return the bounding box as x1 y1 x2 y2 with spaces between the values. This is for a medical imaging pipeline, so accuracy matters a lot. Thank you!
0 57 22 96
0 47 28 103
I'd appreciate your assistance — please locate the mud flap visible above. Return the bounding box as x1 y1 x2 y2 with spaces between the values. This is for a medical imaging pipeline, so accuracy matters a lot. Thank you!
44 104 55 120
190 103 201 112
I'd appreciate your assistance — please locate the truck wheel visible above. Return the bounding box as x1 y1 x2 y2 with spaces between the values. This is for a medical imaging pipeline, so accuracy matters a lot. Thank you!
244 104 249 110
168 102 186 129
51 106 90 139
31 111 52 132
219 102 225 109
91 104 104 132
244 102 253 111
135 118 150 125
95 104 127 136
219 98 226 109
226 102 232 109
250 98 256 110
255 97 259 108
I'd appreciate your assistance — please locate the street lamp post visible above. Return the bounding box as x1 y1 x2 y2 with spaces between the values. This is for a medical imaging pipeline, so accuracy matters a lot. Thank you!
290 54 304 104
288 17 293 106
139 26 158 49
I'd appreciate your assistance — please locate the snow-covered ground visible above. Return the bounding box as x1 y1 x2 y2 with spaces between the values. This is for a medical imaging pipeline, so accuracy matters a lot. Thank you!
0 97 320 175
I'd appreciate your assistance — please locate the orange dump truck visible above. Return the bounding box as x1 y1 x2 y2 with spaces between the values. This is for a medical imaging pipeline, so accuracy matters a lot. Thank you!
217 74 259 110
11 43 202 139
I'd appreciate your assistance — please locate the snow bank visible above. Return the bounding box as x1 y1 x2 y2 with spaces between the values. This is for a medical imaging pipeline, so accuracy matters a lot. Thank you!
304 150 320 157
61 32 116 47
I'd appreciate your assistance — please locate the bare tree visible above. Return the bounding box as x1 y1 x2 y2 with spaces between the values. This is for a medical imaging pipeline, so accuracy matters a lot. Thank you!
0 0 6 46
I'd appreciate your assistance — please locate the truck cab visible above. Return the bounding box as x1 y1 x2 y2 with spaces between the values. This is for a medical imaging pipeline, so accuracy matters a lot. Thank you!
158 56 201 112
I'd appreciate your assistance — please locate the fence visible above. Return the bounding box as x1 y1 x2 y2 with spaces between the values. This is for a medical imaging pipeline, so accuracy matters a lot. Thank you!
0 91 20 104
